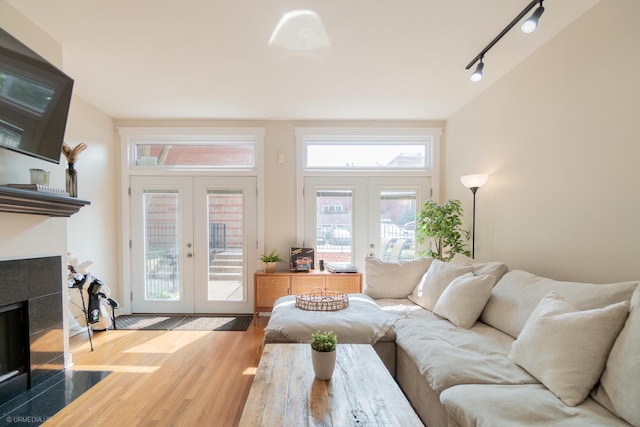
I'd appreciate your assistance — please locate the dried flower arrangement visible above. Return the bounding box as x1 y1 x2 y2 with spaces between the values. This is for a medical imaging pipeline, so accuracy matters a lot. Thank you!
61 142 87 164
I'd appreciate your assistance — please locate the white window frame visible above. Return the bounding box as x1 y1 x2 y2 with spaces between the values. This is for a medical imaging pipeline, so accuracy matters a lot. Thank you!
294 127 441 244
116 126 265 314
122 127 261 172
302 136 431 171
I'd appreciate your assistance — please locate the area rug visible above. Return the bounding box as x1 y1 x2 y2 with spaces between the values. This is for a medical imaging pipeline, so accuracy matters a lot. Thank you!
115 314 252 331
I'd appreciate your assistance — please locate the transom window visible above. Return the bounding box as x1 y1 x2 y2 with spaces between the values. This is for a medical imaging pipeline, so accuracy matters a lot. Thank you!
120 128 264 170
134 142 254 168
301 131 433 172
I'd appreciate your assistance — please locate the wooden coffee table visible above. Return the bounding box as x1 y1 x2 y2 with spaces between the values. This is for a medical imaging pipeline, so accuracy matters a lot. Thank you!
239 343 423 426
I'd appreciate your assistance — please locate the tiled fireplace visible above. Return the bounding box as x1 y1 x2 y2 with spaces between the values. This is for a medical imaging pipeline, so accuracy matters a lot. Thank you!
0 256 64 403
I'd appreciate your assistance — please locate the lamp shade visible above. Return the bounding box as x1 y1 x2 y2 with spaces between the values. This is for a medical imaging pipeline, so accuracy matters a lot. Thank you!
460 174 489 189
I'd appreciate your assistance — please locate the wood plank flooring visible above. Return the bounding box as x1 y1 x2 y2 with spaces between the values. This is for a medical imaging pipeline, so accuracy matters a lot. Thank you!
47 317 268 427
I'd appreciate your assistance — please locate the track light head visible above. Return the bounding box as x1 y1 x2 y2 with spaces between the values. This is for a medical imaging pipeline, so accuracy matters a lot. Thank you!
470 60 484 82
521 3 545 34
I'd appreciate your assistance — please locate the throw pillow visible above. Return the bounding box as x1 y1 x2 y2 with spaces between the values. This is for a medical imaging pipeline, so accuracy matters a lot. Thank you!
511 292 630 406
433 272 496 328
481 270 638 339
408 259 473 311
450 253 509 282
364 257 433 299
591 288 640 426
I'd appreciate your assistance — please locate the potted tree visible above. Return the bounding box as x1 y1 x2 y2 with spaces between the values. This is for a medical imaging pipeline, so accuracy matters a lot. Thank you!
416 199 471 261
311 330 337 380
259 249 284 273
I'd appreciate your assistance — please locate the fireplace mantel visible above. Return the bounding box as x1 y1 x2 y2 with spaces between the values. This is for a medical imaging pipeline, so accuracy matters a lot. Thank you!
0 186 90 217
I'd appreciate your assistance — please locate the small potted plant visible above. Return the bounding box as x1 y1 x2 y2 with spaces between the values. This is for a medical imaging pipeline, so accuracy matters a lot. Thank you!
259 249 284 273
311 330 337 380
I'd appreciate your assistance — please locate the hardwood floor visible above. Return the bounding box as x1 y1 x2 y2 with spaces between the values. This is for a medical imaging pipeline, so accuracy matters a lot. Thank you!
47 317 268 427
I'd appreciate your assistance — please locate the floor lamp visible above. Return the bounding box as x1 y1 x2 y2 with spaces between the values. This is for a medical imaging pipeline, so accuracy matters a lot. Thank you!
460 174 489 259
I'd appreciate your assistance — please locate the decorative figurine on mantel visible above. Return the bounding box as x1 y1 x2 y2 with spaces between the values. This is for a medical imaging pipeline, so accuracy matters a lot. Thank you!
61 142 87 197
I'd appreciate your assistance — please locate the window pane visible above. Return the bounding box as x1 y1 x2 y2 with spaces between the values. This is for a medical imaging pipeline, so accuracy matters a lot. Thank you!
207 189 244 301
135 143 255 168
306 143 427 169
380 190 417 261
143 191 181 301
316 190 352 264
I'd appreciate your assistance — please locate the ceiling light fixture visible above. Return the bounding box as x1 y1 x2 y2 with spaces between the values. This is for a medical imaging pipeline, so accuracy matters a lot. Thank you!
269 10 331 51
470 57 484 82
465 0 544 82
521 3 545 34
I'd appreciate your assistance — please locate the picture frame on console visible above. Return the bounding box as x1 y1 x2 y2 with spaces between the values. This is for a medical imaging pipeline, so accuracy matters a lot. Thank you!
289 247 314 272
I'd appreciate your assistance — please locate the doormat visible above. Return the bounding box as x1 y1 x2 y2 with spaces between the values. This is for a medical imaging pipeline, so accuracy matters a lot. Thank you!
115 314 252 331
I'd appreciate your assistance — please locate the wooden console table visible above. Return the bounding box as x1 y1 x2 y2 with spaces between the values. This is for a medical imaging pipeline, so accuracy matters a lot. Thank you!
239 343 423 426
254 270 362 320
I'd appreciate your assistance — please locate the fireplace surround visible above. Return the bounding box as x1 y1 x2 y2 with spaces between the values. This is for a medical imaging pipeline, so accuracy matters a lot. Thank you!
0 256 64 404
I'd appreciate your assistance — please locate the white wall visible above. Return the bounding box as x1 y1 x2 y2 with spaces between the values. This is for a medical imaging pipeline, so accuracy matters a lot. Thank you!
64 97 118 292
444 0 640 283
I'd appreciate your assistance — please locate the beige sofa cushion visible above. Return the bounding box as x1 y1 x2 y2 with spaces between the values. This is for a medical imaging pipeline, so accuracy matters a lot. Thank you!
364 256 433 299
394 310 536 394
441 384 630 427
511 292 629 406
433 272 496 329
408 259 473 311
481 269 638 338
450 253 509 282
592 287 640 426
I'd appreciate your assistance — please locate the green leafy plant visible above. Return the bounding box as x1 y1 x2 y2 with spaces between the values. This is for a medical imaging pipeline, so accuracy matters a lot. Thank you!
259 249 285 263
416 199 471 261
311 330 337 352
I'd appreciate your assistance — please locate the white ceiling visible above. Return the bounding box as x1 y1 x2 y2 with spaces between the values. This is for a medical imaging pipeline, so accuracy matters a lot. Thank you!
8 0 598 120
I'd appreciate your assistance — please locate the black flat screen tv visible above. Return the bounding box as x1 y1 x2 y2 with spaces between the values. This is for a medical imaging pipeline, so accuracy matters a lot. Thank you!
0 26 74 164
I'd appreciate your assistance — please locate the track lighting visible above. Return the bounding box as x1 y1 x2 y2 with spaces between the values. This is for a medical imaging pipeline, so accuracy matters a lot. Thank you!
470 59 484 82
465 0 544 82
521 3 545 34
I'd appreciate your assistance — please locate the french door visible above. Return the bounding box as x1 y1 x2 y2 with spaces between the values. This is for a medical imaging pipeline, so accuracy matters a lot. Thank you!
303 176 430 271
130 176 257 313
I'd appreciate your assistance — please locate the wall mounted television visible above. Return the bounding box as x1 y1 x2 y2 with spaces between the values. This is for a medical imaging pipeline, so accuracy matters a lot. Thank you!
0 27 74 164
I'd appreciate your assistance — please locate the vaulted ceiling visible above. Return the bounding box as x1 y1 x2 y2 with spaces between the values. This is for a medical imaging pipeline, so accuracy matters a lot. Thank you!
7 0 598 120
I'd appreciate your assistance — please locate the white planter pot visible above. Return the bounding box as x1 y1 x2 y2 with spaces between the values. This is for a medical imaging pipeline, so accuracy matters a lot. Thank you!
311 349 336 380
263 262 277 273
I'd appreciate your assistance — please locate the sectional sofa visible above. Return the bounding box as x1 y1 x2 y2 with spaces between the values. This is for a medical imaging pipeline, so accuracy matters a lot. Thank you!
264 255 639 426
